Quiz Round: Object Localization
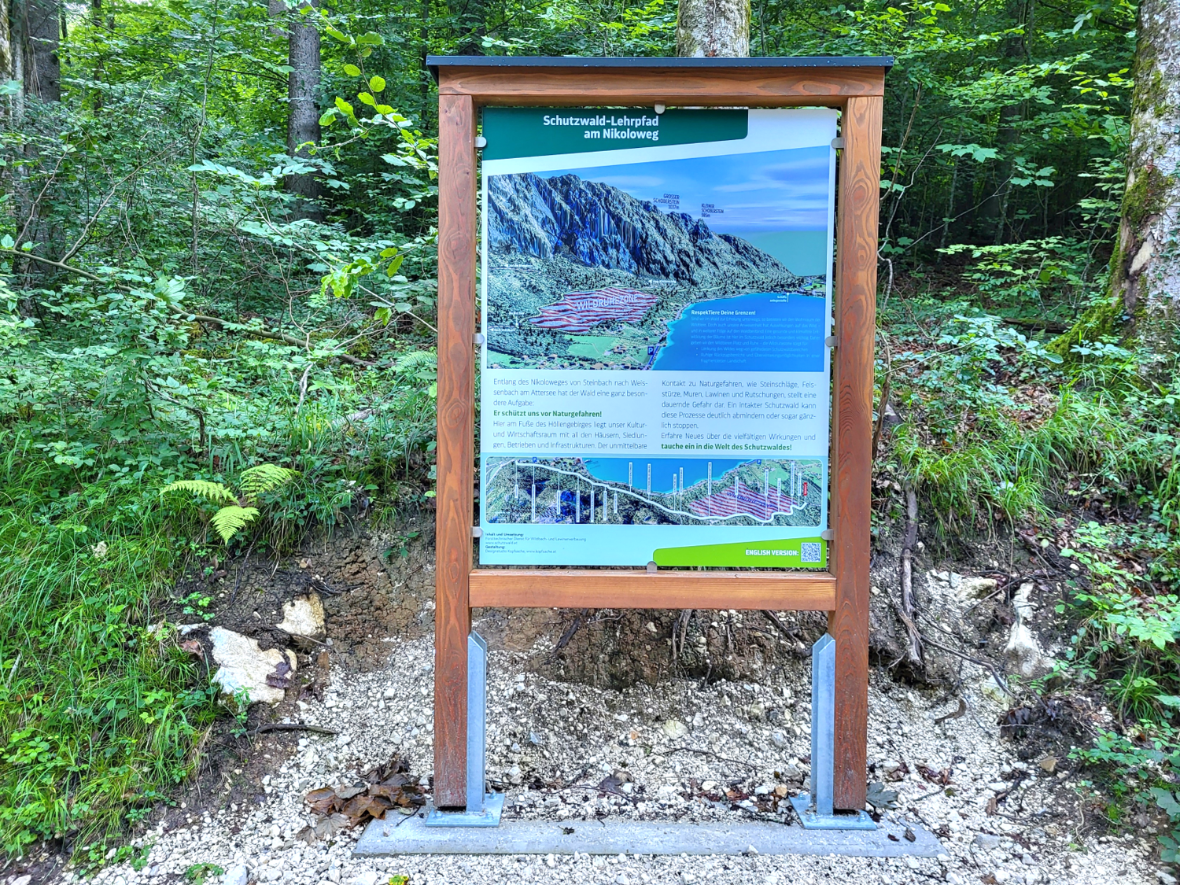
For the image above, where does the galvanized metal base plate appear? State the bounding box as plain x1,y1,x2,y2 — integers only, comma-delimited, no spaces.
356,811,943,857
789,794,877,831
423,794,505,828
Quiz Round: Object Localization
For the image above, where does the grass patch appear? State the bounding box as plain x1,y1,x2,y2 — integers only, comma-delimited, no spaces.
0,435,220,860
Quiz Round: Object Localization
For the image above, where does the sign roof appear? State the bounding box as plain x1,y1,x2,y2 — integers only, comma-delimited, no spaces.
426,55,895,82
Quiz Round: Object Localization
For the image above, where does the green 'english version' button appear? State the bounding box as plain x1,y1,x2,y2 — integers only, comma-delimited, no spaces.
652,537,827,569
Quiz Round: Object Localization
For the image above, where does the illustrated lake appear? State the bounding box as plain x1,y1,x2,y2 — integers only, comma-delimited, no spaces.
652,292,827,372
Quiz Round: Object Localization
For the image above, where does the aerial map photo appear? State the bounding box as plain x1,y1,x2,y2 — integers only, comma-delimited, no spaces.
484,145,832,371
483,456,824,527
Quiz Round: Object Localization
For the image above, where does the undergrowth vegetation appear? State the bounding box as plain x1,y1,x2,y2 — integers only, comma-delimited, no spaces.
0,295,439,858
876,272,1180,858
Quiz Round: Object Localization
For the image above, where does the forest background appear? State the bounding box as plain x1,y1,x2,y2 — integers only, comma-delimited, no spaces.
1,0,1180,870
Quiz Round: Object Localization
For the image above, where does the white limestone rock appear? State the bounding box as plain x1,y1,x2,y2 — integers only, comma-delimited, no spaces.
210,626,296,705
1005,583,1050,677
277,592,325,639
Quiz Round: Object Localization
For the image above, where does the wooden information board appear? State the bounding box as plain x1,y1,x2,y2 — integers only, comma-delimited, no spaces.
427,55,888,812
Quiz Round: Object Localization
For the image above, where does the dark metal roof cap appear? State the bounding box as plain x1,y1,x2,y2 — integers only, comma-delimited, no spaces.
427,55,894,82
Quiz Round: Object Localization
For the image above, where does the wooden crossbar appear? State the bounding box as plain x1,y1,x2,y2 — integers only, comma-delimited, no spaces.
469,569,836,610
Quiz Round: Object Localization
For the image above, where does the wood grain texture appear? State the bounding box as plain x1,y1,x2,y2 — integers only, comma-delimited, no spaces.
830,95,883,811
470,570,835,610
433,92,477,810
438,68,885,106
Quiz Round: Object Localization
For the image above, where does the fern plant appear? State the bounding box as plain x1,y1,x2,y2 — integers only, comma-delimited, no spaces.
394,348,437,397
162,464,300,543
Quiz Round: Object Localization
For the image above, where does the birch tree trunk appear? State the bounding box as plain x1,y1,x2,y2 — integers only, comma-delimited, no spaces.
286,0,321,218
1109,0,1180,339
676,0,749,58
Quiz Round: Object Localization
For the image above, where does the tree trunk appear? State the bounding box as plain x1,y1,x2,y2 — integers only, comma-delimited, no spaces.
676,0,749,58
10,0,25,122
1111,0,1180,334
286,0,321,218
1,0,12,84
1052,0,1180,356
17,0,60,101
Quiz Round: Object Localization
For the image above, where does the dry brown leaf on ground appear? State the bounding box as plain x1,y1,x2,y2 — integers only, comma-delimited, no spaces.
304,787,338,816
301,754,425,838
916,763,953,785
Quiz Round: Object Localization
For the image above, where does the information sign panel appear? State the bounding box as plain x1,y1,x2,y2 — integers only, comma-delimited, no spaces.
478,108,837,569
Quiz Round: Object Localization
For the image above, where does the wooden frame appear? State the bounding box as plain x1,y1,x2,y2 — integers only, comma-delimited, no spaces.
429,56,887,812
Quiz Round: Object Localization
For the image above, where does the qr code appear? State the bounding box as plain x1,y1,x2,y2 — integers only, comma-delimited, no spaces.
801,542,822,564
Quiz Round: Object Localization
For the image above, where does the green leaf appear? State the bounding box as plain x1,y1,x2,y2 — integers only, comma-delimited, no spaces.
210,505,260,544
238,464,299,502
1,234,13,249
325,25,350,42
1151,787,1180,819
343,63,362,77
369,76,386,93
161,481,238,506
357,92,377,107
318,109,337,126
335,97,355,117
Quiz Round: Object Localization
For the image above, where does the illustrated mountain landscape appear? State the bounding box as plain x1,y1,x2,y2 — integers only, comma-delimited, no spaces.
484,456,824,527
485,171,822,370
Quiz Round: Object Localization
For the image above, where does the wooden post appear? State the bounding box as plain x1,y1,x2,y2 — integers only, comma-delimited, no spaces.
830,93,883,812
433,91,477,809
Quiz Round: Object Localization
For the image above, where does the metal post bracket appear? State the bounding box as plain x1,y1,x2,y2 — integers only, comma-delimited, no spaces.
424,632,505,828
789,635,875,831
789,794,876,831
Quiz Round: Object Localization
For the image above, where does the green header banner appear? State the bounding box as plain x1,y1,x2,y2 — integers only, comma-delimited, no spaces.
481,108,749,161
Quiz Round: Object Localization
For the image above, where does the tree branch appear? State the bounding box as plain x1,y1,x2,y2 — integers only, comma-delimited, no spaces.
1,248,106,281
896,486,924,668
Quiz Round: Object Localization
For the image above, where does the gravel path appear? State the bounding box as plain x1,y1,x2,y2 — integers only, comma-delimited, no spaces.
61,616,1163,885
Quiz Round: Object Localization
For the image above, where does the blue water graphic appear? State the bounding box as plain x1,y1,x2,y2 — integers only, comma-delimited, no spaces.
652,292,826,372
583,457,750,493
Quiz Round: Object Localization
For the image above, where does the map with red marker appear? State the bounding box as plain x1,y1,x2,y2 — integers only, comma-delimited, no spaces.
528,287,657,334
